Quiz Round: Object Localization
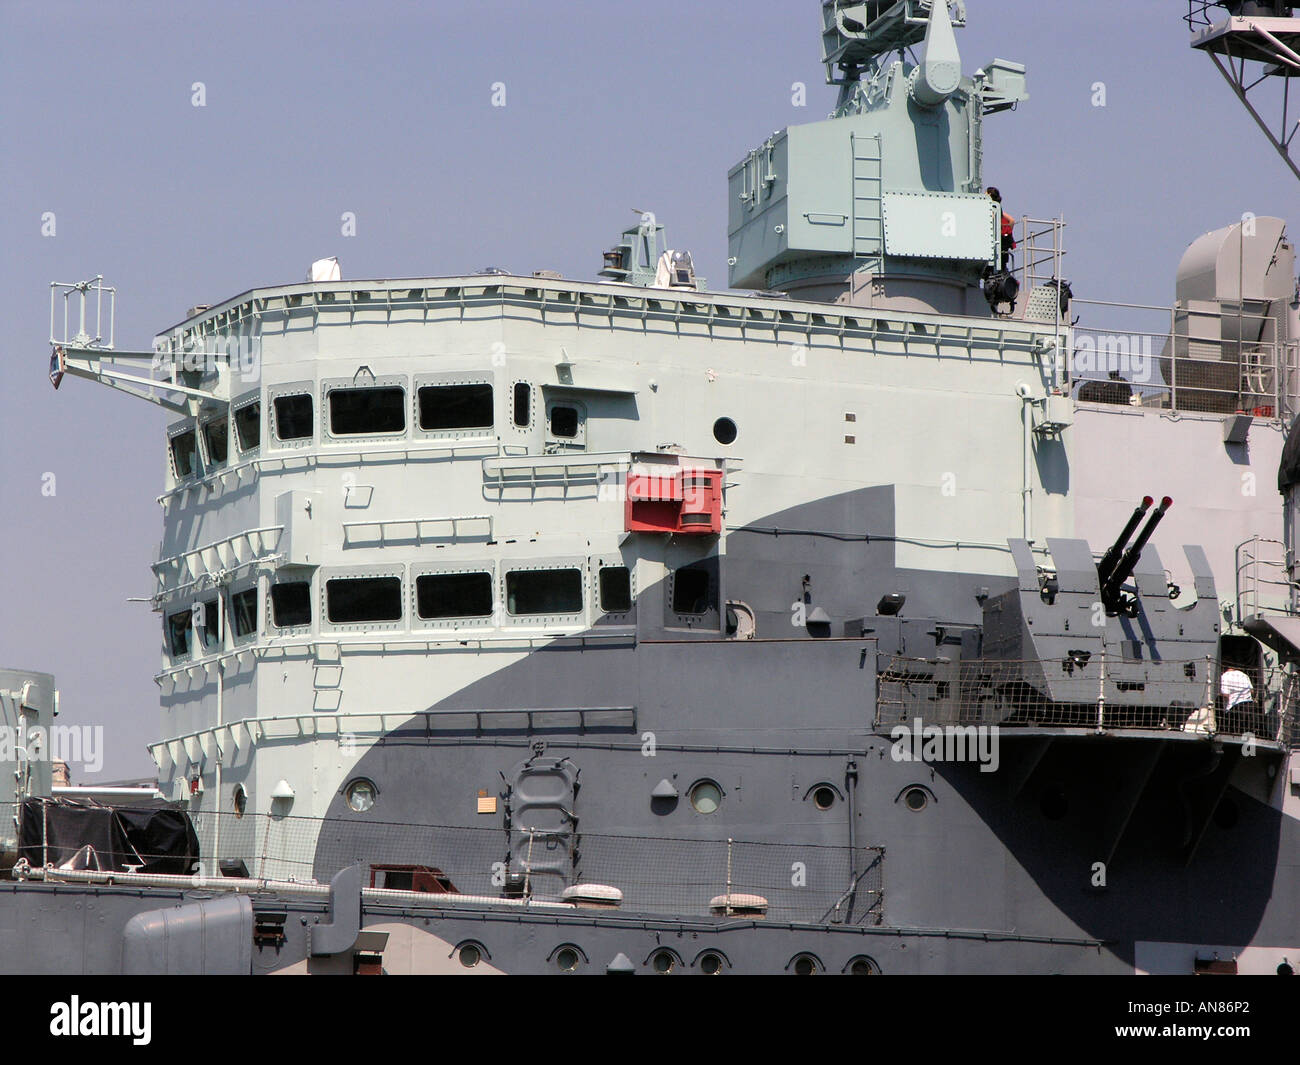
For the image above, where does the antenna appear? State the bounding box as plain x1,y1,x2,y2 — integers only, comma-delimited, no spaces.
47,276,229,414
1186,1,1300,182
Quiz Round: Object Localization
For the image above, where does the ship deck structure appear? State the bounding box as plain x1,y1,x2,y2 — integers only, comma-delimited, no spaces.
4,0,1300,975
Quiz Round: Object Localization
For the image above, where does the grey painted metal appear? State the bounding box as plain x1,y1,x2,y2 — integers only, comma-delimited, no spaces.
122,894,253,975
12,0,1300,976
308,864,362,957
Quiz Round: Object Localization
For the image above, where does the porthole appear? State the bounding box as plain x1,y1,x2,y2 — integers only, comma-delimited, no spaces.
790,953,822,976
698,951,725,975
556,947,581,972
689,780,723,815
846,955,880,975
1278,961,1294,976
713,417,737,445
650,949,676,974
812,786,836,811
345,777,377,813
232,784,247,819
904,787,928,812
458,944,481,968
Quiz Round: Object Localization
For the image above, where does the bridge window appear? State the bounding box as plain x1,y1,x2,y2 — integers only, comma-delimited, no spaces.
230,588,258,637
234,401,261,451
274,394,313,440
326,576,403,623
599,566,632,613
672,565,713,615
512,383,531,427
202,417,228,464
165,611,191,657
416,572,494,619
418,383,494,431
271,581,312,628
170,429,197,478
329,387,406,435
506,569,583,615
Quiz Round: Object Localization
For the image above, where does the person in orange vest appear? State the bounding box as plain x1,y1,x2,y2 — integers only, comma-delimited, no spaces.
986,186,1015,271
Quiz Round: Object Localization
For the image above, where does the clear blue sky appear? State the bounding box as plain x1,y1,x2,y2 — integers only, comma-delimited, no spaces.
1,0,1295,778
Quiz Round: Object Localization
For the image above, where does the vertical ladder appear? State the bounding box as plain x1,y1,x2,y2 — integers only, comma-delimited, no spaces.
851,132,884,266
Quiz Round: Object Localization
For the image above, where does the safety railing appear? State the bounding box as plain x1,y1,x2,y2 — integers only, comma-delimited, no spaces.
1184,1,1220,30
1068,296,1297,421
874,654,1295,744
1016,216,1067,298
1236,536,1294,621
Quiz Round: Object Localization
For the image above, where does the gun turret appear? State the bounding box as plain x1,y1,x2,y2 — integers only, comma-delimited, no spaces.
1096,496,1153,590
1101,496,1172,610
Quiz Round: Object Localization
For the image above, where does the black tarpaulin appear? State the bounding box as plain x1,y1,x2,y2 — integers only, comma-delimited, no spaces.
1278,414,1300,491
18,797,200,874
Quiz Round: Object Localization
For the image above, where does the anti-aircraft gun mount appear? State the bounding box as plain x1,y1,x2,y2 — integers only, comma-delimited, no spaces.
874,499,1288,743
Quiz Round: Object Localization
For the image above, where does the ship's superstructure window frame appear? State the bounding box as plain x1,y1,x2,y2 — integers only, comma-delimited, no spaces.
671,563,714,616
598,565,633,614
324,571,405,629
326,383,408,438
549,403,580,439
415,569,495,623
168,426,199,481
233,397,261,454
165,609,192,659
504,566,584,618
545,398,586,450
270,579,313,630
415,380,495,435
271,389,315,445
201,414,229,467
230,586,259,640
512,381,532,429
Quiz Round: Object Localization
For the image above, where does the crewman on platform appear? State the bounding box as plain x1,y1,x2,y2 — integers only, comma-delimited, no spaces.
1219,666,1263,736
986,186,1016,270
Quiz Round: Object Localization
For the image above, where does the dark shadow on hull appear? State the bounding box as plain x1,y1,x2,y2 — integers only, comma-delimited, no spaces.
932,736,1291,967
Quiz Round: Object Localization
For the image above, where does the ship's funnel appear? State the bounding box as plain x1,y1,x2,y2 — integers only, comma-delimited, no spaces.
909,1,962,108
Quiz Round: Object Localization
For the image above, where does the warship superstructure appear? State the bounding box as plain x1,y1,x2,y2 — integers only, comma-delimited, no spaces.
4,0,1300,975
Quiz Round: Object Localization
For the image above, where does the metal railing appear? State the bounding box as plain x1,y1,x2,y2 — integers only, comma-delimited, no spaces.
874,654,1295,744
1068,297,1298,421
1236,536,1294,620
1016,216,1067,298
1184,1,1222,31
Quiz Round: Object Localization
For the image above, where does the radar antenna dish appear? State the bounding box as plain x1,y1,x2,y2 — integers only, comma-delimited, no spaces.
1187,1,1300,182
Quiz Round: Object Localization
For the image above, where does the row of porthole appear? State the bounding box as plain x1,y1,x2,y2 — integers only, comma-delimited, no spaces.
337,778,932,816
454,941,879,975
684,780,930,816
